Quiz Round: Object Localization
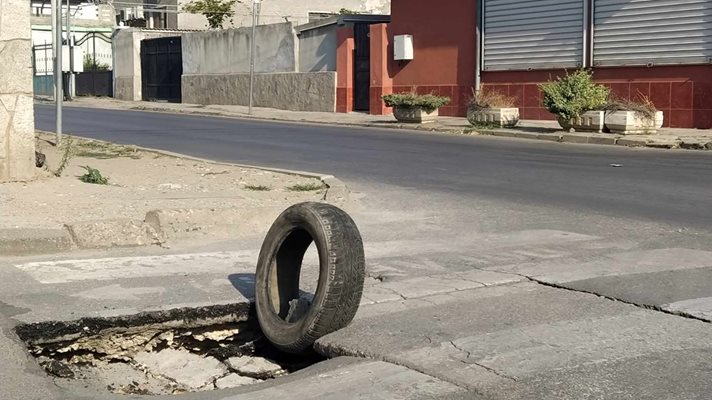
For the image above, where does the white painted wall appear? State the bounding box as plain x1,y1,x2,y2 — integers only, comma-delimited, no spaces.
178,0,389,30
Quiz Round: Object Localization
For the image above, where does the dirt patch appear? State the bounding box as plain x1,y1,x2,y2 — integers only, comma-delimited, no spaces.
17,304,323,396
0,133,327,236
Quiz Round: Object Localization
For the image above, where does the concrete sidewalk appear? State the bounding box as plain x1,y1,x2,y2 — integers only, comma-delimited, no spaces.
52,97,712,150
3,231,712,399
0,132,351,256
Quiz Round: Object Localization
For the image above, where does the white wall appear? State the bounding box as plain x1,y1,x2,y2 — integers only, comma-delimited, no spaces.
182,22,297,74
178,0,389,30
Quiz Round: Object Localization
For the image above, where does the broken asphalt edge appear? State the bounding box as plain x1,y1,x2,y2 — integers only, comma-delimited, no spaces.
4,137,351,257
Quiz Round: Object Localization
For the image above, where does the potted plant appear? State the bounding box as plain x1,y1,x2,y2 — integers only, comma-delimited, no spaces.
382,92,450,124
467,88,519,128
539,69,610,132
604,97,663,135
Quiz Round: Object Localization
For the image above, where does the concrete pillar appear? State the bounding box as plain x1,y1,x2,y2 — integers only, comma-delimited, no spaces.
335,27,354,113
369,23,393,116
0,0,36,181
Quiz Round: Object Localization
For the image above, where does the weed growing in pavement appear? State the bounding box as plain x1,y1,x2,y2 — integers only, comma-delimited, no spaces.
469,121,506,130
79,166,109,185
52,136,75,177
287,182,325,192
75,141,140,159
244,184,271,191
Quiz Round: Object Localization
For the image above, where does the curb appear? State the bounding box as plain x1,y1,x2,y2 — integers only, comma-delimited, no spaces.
81,138,353,203
41,99,712,151
128,104,470,136
8,138,353,256
478,129,711,150
0,228,73,256
41,99,468,137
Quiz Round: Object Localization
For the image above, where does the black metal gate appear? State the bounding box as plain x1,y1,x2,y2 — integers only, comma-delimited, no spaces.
353,24,371,112
140,37,182,102
75,32,113,97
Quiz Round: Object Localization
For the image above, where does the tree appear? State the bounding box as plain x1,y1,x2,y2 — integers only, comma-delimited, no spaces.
182,0,239,29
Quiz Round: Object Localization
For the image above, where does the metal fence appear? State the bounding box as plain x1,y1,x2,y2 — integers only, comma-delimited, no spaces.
32,31,114,97
75,32,113,97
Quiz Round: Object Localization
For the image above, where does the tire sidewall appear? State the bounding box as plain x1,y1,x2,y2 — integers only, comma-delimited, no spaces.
255,203,334,351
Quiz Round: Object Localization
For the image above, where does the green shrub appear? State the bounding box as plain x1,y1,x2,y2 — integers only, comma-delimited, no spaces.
539,70,609,121
382,92,450,113
79,166,109,185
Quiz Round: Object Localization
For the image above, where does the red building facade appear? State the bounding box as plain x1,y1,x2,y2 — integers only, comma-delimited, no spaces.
337,0,712,129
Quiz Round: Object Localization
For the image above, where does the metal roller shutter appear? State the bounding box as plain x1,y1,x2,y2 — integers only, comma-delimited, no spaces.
483,0,585,71
594,0,712,66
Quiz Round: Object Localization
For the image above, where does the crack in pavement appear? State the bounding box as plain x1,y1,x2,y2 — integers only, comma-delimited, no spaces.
448,341,518,382
526,276,711,324
315,341,489,396
475,266,708,322
455,263,711,324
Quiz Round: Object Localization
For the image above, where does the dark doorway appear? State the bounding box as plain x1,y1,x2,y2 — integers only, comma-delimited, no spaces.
140,37,182,102
353,23,371,112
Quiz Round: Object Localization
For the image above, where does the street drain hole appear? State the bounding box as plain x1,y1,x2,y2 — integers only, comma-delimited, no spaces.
15,303,323,395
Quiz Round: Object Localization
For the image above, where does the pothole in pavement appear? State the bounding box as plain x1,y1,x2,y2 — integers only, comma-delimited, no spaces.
14,303,323,395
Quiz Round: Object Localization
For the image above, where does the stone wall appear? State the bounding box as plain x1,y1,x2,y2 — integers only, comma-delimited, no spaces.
182,72,337,112
0,0,36,181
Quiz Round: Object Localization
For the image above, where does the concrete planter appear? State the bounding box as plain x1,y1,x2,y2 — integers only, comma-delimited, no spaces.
393,106,439,124
467,107,519,128
605,110,664,135
557,111,605,132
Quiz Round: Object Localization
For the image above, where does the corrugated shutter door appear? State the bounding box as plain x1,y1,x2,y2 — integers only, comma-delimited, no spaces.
594,0,712,66
483,0,585,71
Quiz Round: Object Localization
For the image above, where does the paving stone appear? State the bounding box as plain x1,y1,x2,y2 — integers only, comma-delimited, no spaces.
225,356,283,379
134,349,227,389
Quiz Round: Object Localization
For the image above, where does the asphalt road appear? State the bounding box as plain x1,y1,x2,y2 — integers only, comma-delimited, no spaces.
35,104,712,229
23,104,712,399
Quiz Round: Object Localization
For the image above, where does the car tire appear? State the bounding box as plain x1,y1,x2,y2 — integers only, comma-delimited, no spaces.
255,202,365,354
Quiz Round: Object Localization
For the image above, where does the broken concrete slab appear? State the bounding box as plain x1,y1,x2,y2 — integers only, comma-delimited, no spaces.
316,283,712,399
662,297,712,322
226,356,283,379
215,373,259,389
134,349,227,390
54,359,176,396
558,266,712,320
209,357,472,400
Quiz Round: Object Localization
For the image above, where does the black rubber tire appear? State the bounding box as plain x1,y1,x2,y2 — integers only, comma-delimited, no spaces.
255,202,365,354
